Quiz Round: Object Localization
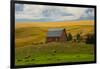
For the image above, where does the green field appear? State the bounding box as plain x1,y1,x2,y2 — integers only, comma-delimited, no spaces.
15,20,95,66
15,42,94,66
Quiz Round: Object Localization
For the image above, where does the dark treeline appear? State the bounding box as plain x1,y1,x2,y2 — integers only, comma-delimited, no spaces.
66,32,95,44
85,34,95,44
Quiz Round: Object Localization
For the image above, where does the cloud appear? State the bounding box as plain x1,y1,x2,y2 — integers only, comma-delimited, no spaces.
15,4,94,22
79,8,94,20
15,4,24,12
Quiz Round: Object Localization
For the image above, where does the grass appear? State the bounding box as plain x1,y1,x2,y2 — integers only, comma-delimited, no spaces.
16,54,94,66
15,42,95,66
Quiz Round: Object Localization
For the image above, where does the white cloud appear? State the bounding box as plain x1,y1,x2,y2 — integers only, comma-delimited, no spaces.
15,4,45,19
66,7,87,18
15,4,94,21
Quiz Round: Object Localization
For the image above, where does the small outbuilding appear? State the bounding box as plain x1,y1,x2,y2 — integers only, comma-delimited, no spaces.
46,28,67,43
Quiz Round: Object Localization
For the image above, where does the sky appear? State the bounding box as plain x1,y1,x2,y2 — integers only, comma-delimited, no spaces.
15,4,95,22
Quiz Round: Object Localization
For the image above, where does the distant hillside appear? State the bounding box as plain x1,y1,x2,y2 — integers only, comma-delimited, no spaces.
16,20,94,28
15,20,94,47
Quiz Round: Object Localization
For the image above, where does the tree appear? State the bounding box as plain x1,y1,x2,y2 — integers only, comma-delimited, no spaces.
76,33,81,42
67,33,72,41
85,33,95,44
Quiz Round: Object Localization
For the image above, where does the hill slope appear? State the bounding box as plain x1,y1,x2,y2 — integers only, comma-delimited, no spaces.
15,20,94,47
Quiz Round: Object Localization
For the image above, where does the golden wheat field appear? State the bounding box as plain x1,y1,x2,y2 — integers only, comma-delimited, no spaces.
15,20,94,47
16,20,94,28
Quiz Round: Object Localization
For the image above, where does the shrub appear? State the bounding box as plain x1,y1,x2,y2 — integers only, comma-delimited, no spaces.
17,59,22,62
31,58,35,61
67,33,72,41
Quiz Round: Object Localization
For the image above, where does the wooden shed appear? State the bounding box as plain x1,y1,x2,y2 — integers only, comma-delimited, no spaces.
46,28,67,43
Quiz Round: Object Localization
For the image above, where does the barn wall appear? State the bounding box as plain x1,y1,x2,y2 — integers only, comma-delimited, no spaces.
59,30,67,41
46,37,59,43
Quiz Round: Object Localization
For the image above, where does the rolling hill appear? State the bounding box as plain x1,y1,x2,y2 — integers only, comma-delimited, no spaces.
15,20,94,47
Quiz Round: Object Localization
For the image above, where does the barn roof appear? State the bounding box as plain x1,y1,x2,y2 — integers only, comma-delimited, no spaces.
47,28,65,37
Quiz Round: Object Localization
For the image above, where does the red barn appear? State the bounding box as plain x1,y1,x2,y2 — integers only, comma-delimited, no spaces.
46,28,67,43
